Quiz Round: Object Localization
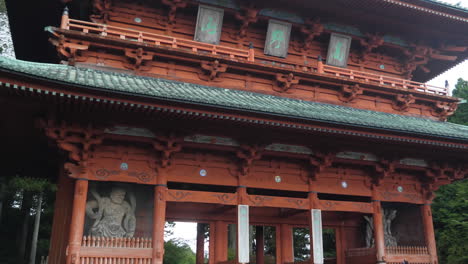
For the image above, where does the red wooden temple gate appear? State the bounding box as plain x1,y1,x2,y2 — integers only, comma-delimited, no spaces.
1,0,467,264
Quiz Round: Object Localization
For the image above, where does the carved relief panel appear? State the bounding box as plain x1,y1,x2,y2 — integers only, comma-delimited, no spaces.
85,182,154,239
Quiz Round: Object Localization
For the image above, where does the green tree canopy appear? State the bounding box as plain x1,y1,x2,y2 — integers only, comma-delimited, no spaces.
432,77,468,264
163,239,196,264
448,78,468,125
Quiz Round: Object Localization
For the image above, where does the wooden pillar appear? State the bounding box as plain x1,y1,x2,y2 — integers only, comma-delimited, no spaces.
66,179,88,264
275,224,282,264
421,203,438,264
280,224,294,263
153,169,168,264
209,222,216,264
308,180,319,260
196,223,205,264
215,220,228,263
256,226,264,264
372,194,386,263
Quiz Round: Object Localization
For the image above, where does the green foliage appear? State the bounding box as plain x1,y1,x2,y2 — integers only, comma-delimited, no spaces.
432,180,468,264
0,0,6,13
163,239,196,264
9,177,56,193
432,78,468,264
448,78,468,125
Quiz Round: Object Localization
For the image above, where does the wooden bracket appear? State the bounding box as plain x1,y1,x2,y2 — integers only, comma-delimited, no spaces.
90,0,112,23
359,33,384,61
295,18,324,52
233,4,259,40
199,60,228,81
372,158,396,186
309,151,334,180
338,84,363,103
124,48,154,71
152,133,183,168
392,94,415,112
431,101,458,121
274,73,300,93
38,119,103,164
49,35,89,66
161,0,188,25
236,144,264,177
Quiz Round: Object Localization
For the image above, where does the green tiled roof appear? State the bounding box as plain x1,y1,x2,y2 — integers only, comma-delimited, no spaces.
1,56,468,141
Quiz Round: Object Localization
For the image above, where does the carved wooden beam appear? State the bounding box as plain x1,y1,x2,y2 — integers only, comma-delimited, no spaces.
152,133,183,168
199,60,228,81
161,0,188,25
274,73,300,93
372,158,397,186
431,101,458,121
90,0,112,23
297,18,324,52
338,84,363,103
236,144,264,177
124,48,154,71
309,151,334,180
359,33,384,61
49,35,89,66
233,4,259,40
38,119,103,164
392,94,415,112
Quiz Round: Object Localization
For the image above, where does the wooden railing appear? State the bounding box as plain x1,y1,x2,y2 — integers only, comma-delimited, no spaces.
78,236,153,264
321,64,447,96
82,236,153,248
387,246,429,255
63,17,254,62
59,13,448,97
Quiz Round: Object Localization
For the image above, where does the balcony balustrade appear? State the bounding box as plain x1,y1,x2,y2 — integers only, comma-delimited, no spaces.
59,14,449,97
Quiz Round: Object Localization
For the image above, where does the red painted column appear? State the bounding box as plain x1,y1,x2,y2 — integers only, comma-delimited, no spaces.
280,224,294,263
66,179,88,264
256,226,264,264
209,222,216,264
196,223,205,264
421,203,438,264
372,186,386,264
214,220,228,263
153,170,168,264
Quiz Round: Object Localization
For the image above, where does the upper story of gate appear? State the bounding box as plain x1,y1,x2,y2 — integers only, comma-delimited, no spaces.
11,0,468,120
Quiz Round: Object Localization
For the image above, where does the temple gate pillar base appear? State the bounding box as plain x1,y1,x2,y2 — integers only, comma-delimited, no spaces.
152,184,167,264
66,179,88,264
421,203,438,264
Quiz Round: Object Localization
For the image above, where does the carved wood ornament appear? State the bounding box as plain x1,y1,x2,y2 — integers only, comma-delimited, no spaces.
90,0,112,23
236,144,264,177
431,101,458,121
274,73,300,93
372,158,396,186
401,45,458,79
233,4,258,41
309,151,334,180
161,0,188,25
297,18,324,52
392,94,415,112
152,133,183,168
359,33,384,62
199,60,228,81
338,84,363,103
49,35,89,66
124,48,154,71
